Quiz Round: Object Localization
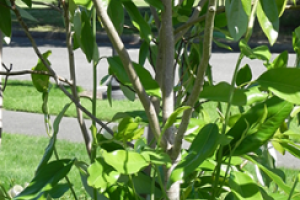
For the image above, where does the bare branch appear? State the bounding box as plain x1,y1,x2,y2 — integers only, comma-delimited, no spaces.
150,6,161,29
172,0,218,160
92,0,166,149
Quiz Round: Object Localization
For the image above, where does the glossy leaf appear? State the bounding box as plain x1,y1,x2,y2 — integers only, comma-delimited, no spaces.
257,0,279,45
245,155,291,194
199,82,267,106
141,149,172,167
224,97,293,156
265,51,288,69
168,124,220,188
81,11,95,62
239,40,271,61
114,117,142,142
75,161,109,200
257,68,300,105
144,0,164,10
108,56,161,98
213,39,232,51
122,1,152,43
225,0,250,41
120,85,135,102
107,0,124,34
275,0,288,17
36,103,72,173
31,50,51,93
21,0,32,7
87,158,120,190
139,41,149,65
229,171,263,200
102,150,149,174
236,64,252,86
15,159,75,199
161,106,190,136
106,185,135,200
279,140,300,160
17,6,37,22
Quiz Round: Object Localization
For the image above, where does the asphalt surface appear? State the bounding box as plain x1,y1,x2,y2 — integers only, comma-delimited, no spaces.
1,31,300,169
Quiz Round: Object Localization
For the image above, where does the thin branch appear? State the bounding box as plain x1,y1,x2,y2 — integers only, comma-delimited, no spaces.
174,0,208,42
150,6,161,29
172,0,218,160
92,0,166,149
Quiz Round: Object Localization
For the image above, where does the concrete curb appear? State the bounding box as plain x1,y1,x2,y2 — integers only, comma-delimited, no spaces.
11,29,294,53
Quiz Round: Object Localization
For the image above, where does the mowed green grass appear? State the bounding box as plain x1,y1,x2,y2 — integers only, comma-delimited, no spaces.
0,133,90,199
3,80,143,121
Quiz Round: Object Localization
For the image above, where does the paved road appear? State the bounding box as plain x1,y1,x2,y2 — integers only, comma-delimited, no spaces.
2,36,300,169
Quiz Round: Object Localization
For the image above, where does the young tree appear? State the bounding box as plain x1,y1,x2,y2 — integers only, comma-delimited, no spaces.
1,0,300,199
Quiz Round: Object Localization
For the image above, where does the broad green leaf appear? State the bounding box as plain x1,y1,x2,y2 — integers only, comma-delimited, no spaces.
239,40,271,61
107,0,124,34
141,149,172,167
275,0,288,17
106,185,135,200
120,85,135,101
31,50,51,93
15,159,75,199
17,6,37,22
257,0,279,45
161,106,190,136
122,1,152,43
225,0,250,41
199,82,267,106
265,51,288,69
80,11,96,62
75,161,109,200
168,123,220,188
257,68,300,105
244,155,291,194
0,0,11,41
229,171,263,200
214,13,227,28
114,117,143,142
236,64,252,86
73,0,92,8
108,56,161,98
36,103,72,173
279,140,300,160
87,158,120,190
139,41,149,65
131,172,162,196
21,0,32,7
224,97,293,156
144,0,164,10
102,150,149,174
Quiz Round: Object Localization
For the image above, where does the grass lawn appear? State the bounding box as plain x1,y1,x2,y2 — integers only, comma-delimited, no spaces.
3,79,143,121
0,133,90,199
1,132,300,199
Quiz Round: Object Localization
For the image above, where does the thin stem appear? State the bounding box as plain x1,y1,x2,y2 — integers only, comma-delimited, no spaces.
128,174,139,200
155,166,170,200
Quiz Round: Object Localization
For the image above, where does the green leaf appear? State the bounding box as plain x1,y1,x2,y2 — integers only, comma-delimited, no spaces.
114,117,143,142
122,1,152,43
17,6,37,22
107,80,112,107
143,0,164,10
161,106,190,136
21,0,32,7
257,0,279,45
229,171,263,200
265,51,288,69
108,56,161,98
75,161,109,200
31,50,51,93
168,123,220,188
224,97,293,156
244,155,291,194
80,11,95,62
120,85,135,101
87,158,120,190
73,0,92,8
141,149,172,168
102,150,149,174
131,172,162,196
0,0,11,40
275,0,288,17
107,0,124,34
213,39,232,51
236,64,252,86
36,103,72,173
200,82,267,106
239,40,271,61
15,159,75,199
139,41,149,65
257,68,300,105
225,0,250,41
214,13,227,28
279,140,300,160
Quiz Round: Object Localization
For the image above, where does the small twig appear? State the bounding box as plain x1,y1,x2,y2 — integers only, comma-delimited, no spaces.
1,63,12,91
